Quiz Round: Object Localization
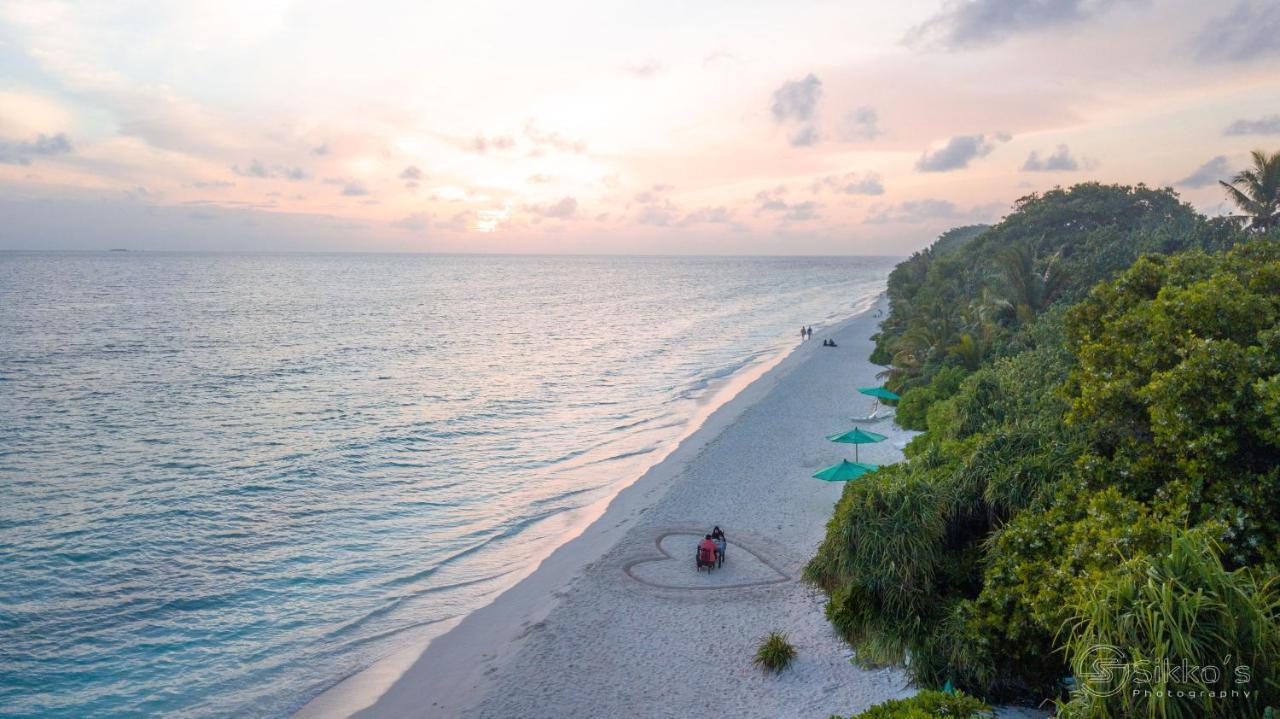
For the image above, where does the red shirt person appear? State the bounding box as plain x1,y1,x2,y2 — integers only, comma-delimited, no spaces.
698,535,718,564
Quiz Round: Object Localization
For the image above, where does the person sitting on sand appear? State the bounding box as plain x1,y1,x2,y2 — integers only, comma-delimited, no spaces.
711,526,726,565
698,534,718,566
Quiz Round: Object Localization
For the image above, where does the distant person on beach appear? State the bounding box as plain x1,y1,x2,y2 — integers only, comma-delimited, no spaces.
698,534,718,567
806,326,813,340
711,526,726,565
800,326,807,342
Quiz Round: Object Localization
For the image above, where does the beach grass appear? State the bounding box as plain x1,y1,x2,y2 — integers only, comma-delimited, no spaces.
754,631,797,673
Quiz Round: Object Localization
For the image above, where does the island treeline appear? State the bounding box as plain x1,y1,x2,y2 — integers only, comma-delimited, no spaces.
809,152,1280,717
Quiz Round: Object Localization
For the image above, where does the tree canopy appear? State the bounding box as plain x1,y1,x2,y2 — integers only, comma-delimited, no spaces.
809,182,1280,717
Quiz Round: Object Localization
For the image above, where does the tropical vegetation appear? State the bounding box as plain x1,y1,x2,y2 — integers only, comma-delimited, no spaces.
829,690,992,719
1220,149,1280,233
809,172,1280,717
754,630,798,673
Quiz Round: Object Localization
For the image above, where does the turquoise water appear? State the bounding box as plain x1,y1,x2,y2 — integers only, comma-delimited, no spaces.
0,253,892,718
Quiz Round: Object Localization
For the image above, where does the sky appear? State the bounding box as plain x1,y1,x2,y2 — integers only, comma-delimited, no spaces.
1,0,1279,255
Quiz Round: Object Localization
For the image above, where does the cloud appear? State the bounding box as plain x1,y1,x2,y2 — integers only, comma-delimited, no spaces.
771,74,822,147
190,179,235,189
702,50,738,67
754,187,820,221
399,165,424,189
0,132,72,165
624,59,663,77
863,198,1002,225
634,184,673,204
232,160,309,181
528,196,578,219
340,181,369,196
907,0,1136,50
636,202,679,226
783,201,821,222
812,172,886,196
840,106,883,141
523,122,586,154
1224,114,1280,135
311,143,330,156
754,187,790,214
916,133,1006,172
393,212,432,232
1193,2,1280,62
771,74,822,122
632,184,679,225
1021,144,1081,171
1175,156,1232,188
468,134,516,154
678,207,733,225
788,125,820,147
439,211,472,231
526,174,557,184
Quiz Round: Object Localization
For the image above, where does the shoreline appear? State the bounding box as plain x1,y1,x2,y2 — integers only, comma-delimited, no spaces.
295,294,885,718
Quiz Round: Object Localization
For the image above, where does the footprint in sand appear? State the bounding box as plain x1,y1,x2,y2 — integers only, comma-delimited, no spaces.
623,532,789,590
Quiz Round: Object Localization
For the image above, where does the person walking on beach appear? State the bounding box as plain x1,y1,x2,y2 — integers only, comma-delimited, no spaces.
711,526,726,567
800,326,808,342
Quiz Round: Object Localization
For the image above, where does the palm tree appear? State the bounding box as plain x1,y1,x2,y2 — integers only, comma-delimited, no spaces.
997,240,1065,324
1220,149,1280,233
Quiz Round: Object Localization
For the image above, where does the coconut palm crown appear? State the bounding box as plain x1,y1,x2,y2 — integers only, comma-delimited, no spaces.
1220,149,1280,232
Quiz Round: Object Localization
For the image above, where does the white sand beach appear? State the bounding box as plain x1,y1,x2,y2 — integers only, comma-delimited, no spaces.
302,296,923,718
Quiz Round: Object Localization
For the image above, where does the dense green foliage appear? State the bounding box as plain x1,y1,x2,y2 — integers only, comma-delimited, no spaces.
809,182,1280,716
870,184,1238,431
753,631,797,673
1220,149,1280,233
1058,529,1280,718
829,690,993,719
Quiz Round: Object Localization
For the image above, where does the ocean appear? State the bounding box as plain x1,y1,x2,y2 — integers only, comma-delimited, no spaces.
0,252,892,718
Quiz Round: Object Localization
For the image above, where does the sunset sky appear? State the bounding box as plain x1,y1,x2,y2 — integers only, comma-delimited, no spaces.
2,0,1279,254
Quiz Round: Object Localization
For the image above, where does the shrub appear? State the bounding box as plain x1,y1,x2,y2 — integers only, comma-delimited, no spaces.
753,631,797,673
830,690,994,719
896,365,969,430
1058,529,1280,718
952,486,1175,699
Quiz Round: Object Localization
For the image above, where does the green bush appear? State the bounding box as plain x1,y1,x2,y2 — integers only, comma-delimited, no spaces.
896,365,969,430
830,690,993,719
953,487,1175,698
1065,242,1280,566
1058,529,1280,718
753,631,796,673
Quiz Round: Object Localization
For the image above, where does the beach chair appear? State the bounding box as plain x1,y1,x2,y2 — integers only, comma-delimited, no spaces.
851,398,893,424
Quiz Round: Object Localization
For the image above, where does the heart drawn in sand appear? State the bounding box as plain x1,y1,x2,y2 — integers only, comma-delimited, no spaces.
623,531,790,590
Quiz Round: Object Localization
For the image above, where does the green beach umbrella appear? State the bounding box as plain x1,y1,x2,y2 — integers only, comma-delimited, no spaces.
858,386,900,402
812,459,879,482
826,427,888,462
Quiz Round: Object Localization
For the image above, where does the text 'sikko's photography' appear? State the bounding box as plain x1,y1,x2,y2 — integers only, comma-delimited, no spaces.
2,2,1279,718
